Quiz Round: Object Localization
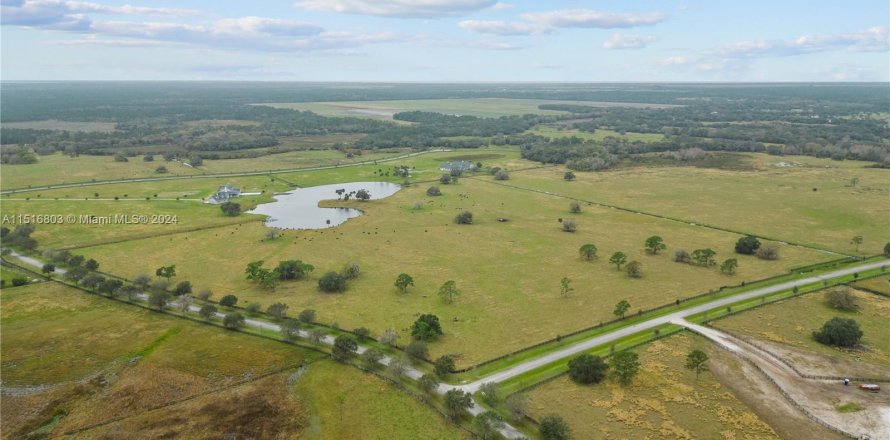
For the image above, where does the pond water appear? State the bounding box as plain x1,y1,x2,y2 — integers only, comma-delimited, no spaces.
247,182,401,230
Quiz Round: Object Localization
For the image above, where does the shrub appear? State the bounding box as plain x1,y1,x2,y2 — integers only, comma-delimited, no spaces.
825,287,858,311
406,340,429,360
564,171,576,181
245,302,262,313
756,244,779,260
674,249,691,263
11,276,29,287
626,261,643,278
223,312,245,329
439,174,452,184
298,308,316,323
411,314,443,340
568,354,608,384
569,202,581,213
735,236,761,254
561,219,576,232
426,186,442,196
219,295,238,307
331,335,358,361
342,262,361,279
198,304,217,319
454,211,473,224
813,317,863,347
493,170,509,180
318,271,347,292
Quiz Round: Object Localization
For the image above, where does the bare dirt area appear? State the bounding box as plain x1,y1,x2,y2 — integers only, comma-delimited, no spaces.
679,321,890,439
68,372,306,440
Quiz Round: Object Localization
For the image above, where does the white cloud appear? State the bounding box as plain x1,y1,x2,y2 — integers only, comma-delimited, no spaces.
521,9,666,29
712,26,889,57
459,8,667,37
603,33,657,49
2,1,408,53
489,2,514,11
0,0,198,29
458,19,548,36
293,0,497,18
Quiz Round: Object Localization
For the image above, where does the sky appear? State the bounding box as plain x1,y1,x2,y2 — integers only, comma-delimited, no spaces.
1,0,888,81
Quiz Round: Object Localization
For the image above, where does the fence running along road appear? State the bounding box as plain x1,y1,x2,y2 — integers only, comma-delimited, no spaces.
5,249,887,439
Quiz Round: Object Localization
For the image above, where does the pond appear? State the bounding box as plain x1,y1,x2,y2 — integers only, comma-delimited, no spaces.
247,181,401,230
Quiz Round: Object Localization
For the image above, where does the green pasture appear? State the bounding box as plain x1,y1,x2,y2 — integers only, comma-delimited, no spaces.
506,154,889,255
73,171,829,367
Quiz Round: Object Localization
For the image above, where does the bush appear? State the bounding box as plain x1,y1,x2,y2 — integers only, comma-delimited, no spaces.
155,165,168,174
756,244,779,260
220,202,240,216
439,174,452,184
223,312,245,329
735,236,761,254
318,271,347,292
674,249,691,263
494,170,509,180
11,276,29,287
539,415,571,440
884,242,890,257
406,340,429,360
298,308,316,323
113,153,128,162
332,335,358,361
564,171,576,181
219,294,238,307
568,354,609,384
561,219,576,232
353,327,371,342
245,302,262,313
342,262,361,279
198,304,217,319
813,317,863,347
411,314,443,340
454,211,473,225
825,287,858,311
569,202,581,213
626,261,643,278
426,186,442,196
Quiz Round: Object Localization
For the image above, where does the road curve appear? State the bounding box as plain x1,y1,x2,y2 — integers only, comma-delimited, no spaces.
6,250,884,439
453,260,887,393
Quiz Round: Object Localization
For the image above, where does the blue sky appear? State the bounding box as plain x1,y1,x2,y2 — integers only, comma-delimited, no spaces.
1,0,888,81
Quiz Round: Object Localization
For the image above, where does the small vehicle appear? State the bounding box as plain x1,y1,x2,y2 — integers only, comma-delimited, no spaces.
859,384,880,393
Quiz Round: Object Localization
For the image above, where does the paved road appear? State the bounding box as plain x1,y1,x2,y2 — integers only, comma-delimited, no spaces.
7,250,884,440
0,149,444,195
453,260,889,393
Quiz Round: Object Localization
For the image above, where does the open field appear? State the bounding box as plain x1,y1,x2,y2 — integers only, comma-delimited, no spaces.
711,288,890,369
1,120,118,132
506,154,889,255
0,281,468,439
0,144,398,190
529,124,666,143
852,274,890,295
258,98,678,119
525,333,781,440
72,168,829,367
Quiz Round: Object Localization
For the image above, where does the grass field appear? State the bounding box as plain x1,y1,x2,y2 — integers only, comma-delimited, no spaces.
0,138,393,190
258,98,677,119
851,275,890,295
529,125,666,143
525,333,780,440
505,154,889,255
0,281,468,439
711,288,890,368
1,264,34,286
1,120,118,132
72,168,829,367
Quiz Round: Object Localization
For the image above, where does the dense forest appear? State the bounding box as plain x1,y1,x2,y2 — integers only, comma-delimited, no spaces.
1,82,888,167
